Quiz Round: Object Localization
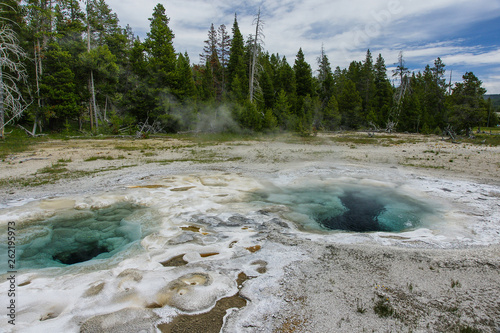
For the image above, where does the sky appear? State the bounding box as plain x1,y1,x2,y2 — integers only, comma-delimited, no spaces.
106,0,500,94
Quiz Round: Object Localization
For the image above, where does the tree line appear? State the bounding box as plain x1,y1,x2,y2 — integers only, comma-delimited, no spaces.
0,0,497,137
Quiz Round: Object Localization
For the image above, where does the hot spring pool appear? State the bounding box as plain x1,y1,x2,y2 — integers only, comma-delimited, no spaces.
253,183,438,233
1,202,153,270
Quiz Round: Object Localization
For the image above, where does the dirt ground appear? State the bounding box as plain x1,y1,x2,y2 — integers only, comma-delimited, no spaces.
1,132,499,198
1,132,499,333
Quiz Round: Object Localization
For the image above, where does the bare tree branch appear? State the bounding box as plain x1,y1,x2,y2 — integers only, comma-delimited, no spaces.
0,24,29,137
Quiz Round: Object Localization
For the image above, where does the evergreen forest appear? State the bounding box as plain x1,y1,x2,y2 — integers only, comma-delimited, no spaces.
0,1,498,138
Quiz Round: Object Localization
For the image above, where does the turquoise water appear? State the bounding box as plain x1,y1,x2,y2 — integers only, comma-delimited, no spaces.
1,203,149,271
253,184,434,233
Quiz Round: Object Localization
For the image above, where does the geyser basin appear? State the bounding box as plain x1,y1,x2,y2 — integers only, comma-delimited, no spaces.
13,202,147,269
253,182,437,233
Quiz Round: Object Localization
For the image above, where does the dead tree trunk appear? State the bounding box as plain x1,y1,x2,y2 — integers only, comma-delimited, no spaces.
249,8,264,103
387,51,410,132
32,39,44,135
0,65,4,138
86,0,96,131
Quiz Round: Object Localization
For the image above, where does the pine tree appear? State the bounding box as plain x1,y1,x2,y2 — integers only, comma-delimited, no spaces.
54,0,86,39
269,53,281,89
200,23,218,64
429,57,447,127
277,56,295,96
173,52,196,102
200,58,216,101
217,24,230,96
122,39,156,123
450,72,487,136
200,23,222,101
129,38,147,77
259,55,274,110
294,48,313,98
227,15,247,99
322,95,341,130
293,48,314,130
373,53,392,127
338,79,362,129
53,1,87,129
144,3,176,88
316,46,338,130
273,89,291,128
40,42,79,128
346,60,362,89
317,46,334,103
87,0,120,46
359,49,375,123
79,44,119,120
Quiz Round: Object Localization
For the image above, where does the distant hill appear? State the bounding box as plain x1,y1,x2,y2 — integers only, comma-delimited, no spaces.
485,94,500,109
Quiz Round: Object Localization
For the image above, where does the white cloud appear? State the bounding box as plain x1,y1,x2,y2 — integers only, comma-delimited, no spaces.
441,49,500,67
483,78,500,95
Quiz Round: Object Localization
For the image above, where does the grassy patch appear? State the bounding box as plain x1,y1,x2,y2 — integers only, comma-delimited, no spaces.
330,135,378,145
326,133,428,146
36,157,71,175
37,165,68,174
400,163,446,170
465,133,500,146
114,145,144,151
0,128,47,159
146,155,242,165
84,155,117,162
356,299,367,314
1,164,137,188
373,297,395,318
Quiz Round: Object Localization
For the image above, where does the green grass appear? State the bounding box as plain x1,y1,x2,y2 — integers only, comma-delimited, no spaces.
330,135,378,145
326,133,427,146
373,297,395,318
1,164,137,188
37,165,68,174
114,145,146,151
356,299,367,314
84,155,118,162
400,163,446,170
465,133,500,146
0,128,47,159
473,126,500,134
146,155,243,165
